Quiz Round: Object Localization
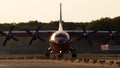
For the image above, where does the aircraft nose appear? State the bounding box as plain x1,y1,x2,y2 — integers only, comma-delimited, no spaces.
58,39,64,43
55,37,67,44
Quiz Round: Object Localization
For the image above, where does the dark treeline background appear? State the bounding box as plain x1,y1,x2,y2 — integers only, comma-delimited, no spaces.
0,16,120,54
0,16,120,31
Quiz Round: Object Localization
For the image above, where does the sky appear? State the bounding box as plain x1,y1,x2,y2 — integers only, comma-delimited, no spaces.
0,0,120,23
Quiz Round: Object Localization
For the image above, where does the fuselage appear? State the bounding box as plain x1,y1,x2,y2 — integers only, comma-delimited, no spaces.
49,31,72,53
48,3,72,54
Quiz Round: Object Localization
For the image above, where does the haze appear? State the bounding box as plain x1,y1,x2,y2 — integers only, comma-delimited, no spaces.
0,0,120,23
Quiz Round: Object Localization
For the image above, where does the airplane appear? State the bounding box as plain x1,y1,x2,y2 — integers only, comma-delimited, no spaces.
0,3,77,58
0,3,120,58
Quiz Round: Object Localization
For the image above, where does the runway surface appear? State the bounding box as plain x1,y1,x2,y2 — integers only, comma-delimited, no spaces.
0,59,119,68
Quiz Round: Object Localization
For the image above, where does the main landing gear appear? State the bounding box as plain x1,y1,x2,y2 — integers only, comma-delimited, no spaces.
45,52,50,58
45,47,52,58
70,48,77,58
45,48,77,60
72,53,77,58
70,48,77,62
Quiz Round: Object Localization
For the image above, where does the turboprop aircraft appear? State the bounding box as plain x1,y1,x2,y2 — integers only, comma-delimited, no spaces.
0,3,78,58
0,3,120,58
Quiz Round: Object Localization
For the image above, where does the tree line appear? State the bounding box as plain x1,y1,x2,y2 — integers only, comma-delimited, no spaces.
0,16,120,31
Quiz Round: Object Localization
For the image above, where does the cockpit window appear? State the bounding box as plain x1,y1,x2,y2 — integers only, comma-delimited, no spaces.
55,33,67,38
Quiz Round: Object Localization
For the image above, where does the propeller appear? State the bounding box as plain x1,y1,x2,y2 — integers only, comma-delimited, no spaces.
25,26,45,46
103,28,120,44
0,26,19,46
76,24,97,46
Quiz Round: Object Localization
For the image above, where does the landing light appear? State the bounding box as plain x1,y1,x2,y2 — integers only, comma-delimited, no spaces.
60,51,62,53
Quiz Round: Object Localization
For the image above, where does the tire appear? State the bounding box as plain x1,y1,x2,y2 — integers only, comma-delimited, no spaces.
72,53,77,58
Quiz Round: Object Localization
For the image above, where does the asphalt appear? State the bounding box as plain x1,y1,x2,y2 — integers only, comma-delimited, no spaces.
0,59,119,68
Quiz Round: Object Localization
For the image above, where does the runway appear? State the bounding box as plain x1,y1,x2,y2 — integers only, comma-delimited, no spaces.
0,59,119,68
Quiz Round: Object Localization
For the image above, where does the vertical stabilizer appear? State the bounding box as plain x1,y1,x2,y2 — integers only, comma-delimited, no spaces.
58,3,63,31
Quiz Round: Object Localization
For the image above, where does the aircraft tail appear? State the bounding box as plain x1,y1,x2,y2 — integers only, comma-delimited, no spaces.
58,3,63,31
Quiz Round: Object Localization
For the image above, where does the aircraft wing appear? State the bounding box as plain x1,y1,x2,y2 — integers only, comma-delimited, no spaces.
0,30,120,46
0,30,118,37
66,30,117,37
0,30,56,37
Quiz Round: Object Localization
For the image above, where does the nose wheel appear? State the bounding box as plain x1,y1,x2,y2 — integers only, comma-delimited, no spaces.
58,54,63,58
57,54,63,60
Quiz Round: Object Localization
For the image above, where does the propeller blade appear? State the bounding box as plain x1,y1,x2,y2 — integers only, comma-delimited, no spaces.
86,37,93,46
26,26,45,46
25,29,32,34
103,27,120,44
76,36,84,40
1,26,19,46
0,31,6,35
81,24,86,33
8,26,14,35
37,36,45,41
3,39,8,47
28,35,36,46
76,24,95,46
29,38,34,46
35,26,41,33
11,36,19,41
